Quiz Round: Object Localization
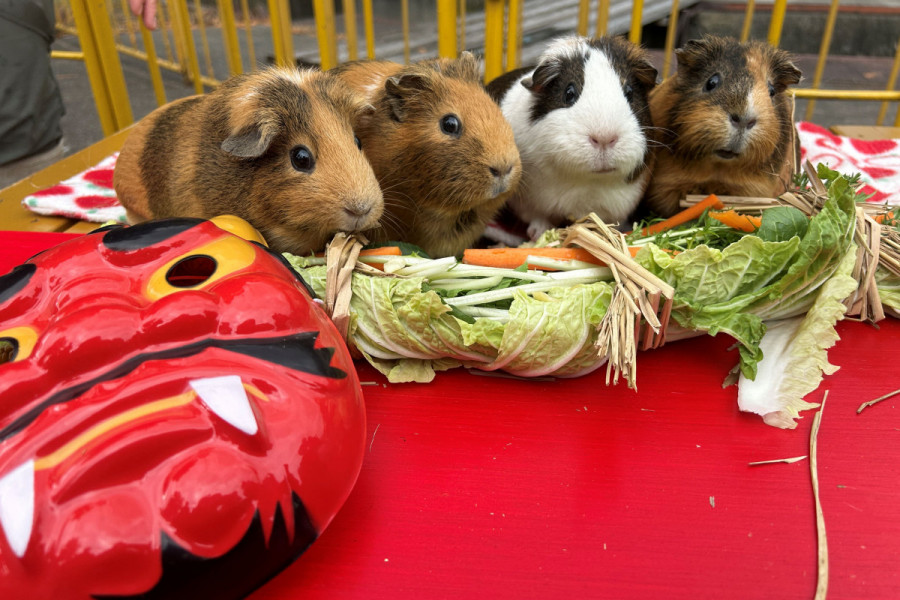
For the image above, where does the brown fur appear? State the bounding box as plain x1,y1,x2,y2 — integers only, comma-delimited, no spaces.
332,54,522,257
114,67,384,254
643,36,801,216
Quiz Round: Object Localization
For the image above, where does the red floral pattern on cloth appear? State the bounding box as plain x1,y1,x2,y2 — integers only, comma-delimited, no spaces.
21,153,126,223
797,121,900,206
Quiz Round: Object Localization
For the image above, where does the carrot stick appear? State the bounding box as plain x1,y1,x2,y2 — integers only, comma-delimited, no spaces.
462,246,640,270
359,246,402,257
640,194,725,236
873,211,895,225
708,210,762,232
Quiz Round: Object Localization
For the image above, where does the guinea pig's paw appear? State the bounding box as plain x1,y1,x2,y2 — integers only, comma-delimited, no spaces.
527,217,554,241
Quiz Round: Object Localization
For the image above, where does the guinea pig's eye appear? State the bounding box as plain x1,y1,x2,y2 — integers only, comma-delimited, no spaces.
440,114,461,137
704,73,721,93
564,83,579,107
623,83,634,103
354,135,362,150
768,82,776,97
290,145,315,173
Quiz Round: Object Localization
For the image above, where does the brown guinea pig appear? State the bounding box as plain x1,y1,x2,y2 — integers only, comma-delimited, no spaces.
331,53,522,257
643,35,802,216
113,67,384,254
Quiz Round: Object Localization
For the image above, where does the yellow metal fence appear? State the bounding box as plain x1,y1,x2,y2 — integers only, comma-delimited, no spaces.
52,0,900,137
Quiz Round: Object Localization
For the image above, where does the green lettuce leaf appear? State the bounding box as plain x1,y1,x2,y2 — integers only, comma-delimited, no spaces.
737,244,859,428
637,171,857,379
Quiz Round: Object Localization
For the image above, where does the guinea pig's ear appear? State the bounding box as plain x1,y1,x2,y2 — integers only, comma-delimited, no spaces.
674,37,716,73
770,50,802,92
521,58,560,95
384,73,431,121
632,58,659,89
221,110,280,159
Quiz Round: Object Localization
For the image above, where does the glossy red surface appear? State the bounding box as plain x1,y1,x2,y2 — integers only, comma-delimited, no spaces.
2,231,899,599
0,223,366,599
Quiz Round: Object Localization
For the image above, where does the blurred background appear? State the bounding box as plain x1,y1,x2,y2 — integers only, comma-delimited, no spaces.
35,0,900,161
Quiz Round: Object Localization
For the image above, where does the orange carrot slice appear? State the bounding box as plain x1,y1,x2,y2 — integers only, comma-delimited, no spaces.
708,210,762,232
640,194,725,236
462,247,640,270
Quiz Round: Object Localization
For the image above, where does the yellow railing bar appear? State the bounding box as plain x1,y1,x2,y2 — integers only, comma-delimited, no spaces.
878,38,900,126
402,0,410,64
459,0,466,52
740,0,755,42
77,0,134,133
343,0,359,61
804,0,840,122
240,0,257,69
268,0,286,66
793,89,900,101
173,0,205,93
139,21,168,106
484,0,504,82
193,0,217,79
662,0,679,79
577,0,589,37
507,0,522,70
218,0,244,75
629,0,643,44
312,0,337,69
437,0,458,58
362,0,376,59
114,43,219,87
50,50,85,60
164,0,185,68
767,0,788,47
117,0,139,48
595,0,610,36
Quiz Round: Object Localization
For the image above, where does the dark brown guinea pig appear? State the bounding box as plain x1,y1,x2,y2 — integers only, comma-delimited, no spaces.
114,67,383,254
332,54,522,257
644,35,802,216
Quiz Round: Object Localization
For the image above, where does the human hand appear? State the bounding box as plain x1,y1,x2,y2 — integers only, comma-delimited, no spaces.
128,0,159,30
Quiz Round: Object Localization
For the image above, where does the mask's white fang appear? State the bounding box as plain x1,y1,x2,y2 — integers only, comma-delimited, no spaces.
190,375,259,435
0,459,35,558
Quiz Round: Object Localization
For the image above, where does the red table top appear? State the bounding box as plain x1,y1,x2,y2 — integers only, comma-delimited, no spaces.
3,231,899,599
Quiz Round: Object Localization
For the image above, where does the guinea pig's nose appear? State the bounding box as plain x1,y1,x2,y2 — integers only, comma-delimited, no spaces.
730,113,757,131
342,201,372,219
489,164,514,179
589,134,618,150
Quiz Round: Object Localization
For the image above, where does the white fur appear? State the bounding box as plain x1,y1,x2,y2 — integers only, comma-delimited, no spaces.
500,39,649,238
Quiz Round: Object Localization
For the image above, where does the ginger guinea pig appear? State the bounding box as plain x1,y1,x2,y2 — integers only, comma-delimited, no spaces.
332,53,521,257
486,35,658,239
643,35,802,216
113,66,384,254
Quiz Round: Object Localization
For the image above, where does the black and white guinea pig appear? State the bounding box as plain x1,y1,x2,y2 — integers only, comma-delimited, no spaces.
486,35,658,239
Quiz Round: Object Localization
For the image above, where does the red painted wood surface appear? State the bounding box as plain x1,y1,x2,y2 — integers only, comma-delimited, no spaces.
3,232,899,599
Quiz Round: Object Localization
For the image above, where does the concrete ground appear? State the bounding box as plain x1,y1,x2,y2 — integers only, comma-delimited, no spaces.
46,13,899,166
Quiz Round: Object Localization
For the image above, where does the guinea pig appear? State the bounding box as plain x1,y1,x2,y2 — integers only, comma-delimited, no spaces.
331,53,522,257
643,35,802,216
113,66,384,255
486,35,659,240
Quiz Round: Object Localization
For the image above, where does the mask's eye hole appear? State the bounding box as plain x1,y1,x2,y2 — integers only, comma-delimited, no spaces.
623,83,634,103
0,338,17,365
354,135,362,150
290,145,315,173
440,114,461,137
166,255,217,288
704,74,721,92
768,82,776,97
564,83,578,106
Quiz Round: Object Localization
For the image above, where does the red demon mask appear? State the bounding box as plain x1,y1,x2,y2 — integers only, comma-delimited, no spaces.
0,217,366,599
